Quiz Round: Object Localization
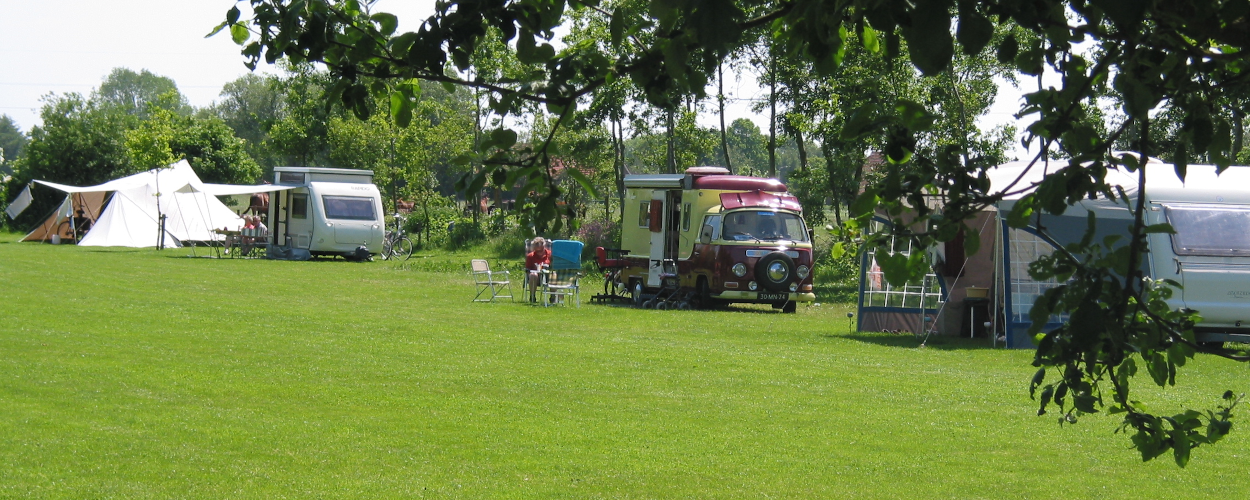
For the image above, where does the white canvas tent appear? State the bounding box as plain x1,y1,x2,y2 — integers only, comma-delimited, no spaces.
23,160,291,248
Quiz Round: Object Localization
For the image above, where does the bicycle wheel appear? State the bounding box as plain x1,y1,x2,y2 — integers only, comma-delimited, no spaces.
380,237,394,260
56,220,74,243
396,237,414,260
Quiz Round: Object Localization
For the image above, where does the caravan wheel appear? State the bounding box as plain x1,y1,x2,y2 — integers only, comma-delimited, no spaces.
631,281,645,308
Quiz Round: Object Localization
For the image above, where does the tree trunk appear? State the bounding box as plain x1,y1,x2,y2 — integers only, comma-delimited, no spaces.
666,108,676,174
821,138,842,226
792,124,808,172
613,118,627,222
768,40,777,178
1234,107,1245,160
718,63,733,173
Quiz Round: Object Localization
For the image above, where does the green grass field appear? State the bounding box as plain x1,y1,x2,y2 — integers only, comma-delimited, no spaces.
2,233,1249,498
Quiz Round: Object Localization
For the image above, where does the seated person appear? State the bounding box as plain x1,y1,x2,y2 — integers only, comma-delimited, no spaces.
525,237,550,301
71,209,92,239
253,215,268,238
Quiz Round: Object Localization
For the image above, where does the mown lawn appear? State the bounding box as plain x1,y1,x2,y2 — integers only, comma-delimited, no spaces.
2,233,1249,498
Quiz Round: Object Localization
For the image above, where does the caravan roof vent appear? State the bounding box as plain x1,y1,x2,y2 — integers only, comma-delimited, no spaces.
685,166,730,176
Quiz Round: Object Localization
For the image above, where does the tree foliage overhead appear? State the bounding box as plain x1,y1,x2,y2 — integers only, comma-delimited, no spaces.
219,0,1250,465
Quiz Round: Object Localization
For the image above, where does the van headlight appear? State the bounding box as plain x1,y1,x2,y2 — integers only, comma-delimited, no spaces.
797,265,809,279
732,263,748,277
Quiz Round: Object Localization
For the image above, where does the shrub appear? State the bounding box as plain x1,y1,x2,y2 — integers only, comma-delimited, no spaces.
573,217,619,258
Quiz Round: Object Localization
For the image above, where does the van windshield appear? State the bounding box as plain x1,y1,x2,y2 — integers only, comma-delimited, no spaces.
721,210,808,242
323,195,377,221
1165,205,1250,256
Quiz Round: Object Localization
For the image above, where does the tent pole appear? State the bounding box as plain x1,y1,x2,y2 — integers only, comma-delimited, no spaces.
155,168,164,250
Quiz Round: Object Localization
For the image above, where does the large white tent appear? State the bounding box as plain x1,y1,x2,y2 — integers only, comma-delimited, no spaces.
23,160,290,248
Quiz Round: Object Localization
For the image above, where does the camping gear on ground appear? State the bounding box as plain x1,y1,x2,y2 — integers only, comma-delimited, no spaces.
591,246,632,303
471,259,513,302
542,240,583,307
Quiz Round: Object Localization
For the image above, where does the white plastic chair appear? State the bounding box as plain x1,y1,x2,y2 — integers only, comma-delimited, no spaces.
471,259,513,302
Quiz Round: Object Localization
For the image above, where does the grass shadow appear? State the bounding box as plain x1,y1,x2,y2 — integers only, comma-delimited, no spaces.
830,331,1005,351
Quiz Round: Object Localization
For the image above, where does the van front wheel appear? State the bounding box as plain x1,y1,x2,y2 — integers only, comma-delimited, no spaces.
631,281,645,308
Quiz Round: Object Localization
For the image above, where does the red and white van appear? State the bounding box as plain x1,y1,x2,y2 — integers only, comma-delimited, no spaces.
617,167,815,312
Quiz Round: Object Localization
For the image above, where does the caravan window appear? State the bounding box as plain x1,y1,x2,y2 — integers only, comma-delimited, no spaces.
638,202,650,228
322,195,377,221
1165,205,1250,257
291,194,308,219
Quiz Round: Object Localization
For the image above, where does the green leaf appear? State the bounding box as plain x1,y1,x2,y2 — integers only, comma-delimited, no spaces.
206,20,229,38
566,167,601,199
1143,223,1176,234
230,23,250,45
390,92,412,127
963,227,980,256
1114,72,1157,118
609,9,625,48
226,5,240,25
1090,0,1148,32
1172,141,1189,180
861,24,880,53
996,34,1018,65
1015,47,1044,76
1007,195,1036,228
1074,395,1098,413
840,104,882,140
371,12,398,36
490,128,518,149
903,2,953,76
849,189,880,218
390,32,419,59
895,100,936,132
956,13,994,55
831,241,847,259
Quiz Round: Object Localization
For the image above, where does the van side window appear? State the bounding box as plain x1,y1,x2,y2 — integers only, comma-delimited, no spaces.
704,215,721,240
291,194,308,219
682,203,692,232
638,202,650,228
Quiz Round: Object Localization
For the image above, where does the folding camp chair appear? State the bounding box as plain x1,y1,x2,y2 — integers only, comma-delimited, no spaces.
541,240,584,307
471,259,514,302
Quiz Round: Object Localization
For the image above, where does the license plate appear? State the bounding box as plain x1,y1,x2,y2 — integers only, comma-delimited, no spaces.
758,292,788,301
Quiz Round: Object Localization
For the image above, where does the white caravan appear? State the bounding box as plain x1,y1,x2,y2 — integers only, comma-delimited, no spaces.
269,167,384,258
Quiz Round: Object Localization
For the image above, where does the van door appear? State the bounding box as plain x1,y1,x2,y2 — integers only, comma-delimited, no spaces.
647,192,666,286
1163,204,1250,326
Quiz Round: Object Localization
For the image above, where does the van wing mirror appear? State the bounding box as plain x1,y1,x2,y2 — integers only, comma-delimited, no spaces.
700,225,714,244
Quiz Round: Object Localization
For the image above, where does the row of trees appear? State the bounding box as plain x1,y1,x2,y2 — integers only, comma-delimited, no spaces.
2,62,826,238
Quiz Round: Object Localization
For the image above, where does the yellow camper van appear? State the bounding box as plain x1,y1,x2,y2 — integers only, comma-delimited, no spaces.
617,167,815,312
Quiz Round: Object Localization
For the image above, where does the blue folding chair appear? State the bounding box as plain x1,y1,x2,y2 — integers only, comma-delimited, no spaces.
542,240,584,307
